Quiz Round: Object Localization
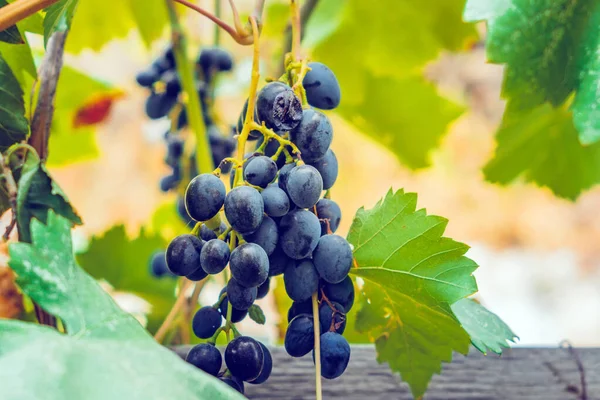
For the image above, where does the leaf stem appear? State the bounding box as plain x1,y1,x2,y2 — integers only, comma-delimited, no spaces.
0,0,58,32
213,0,221,46
166,0,214,175
312,292,322,400
154,278,194,343
290,0,301,60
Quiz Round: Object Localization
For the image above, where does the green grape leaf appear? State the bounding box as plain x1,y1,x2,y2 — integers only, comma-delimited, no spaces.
484,104,600,200
248,304,266,325
43,0,78,45
348,189,478,398
0,39,36,98
128,0,168,48
0,53,29,151
451,298,518,355
3,212,244,400
16,152,82,243
48,65,115,166
308,0,476,168
77,224,175,334
0,0,23,44
465,1,600,145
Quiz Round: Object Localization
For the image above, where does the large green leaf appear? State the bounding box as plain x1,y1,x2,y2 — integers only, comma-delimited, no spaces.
15,152,82,243
465,0,600,145
4,211,244,399
0,0,23,44
451,298,518,355
48,65,115,166
128,0,168,48
347,189,478,398
308,0,476,168
77,224,176,333
43,0,78,45
484,104,600,200
0,53,29,151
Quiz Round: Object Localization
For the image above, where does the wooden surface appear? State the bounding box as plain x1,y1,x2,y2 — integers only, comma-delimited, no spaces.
175,346,600,399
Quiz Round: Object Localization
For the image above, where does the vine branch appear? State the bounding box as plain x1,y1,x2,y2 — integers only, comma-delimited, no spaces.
155,278,195,343
0,0,58,32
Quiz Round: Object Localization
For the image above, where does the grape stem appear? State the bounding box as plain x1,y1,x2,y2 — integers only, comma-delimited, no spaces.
312,292,323,400
154,278,195,343
290,0,301,60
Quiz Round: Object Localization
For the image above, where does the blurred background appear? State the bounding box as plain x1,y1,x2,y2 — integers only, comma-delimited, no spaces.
1,0,599,347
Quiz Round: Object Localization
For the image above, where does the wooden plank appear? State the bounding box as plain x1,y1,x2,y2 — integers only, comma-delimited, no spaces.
175,346,600,399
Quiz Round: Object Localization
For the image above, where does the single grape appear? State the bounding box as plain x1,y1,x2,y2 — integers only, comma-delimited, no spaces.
229,243,269,288
256,278,270,300
176,196,195,226
319,301,346,334
256,82,303,131
197,47,234,75
145,91,178,120
192,306,223,339
248,343,272,384
308,149,338,190
224,186,264,234
261,185,290,217
159,173,180,192
268,244,294,277
186,343,222,376
186,266,208,281
149,251,172,278
315,332,350,379
185,174,226,222
244,155,278,187
165,136,184,168
277,163,296,195
166,234,203,276
290,109,333,162
136,67,159,87
321,276,355,312
200,224,217,241
313,234,353,284
220,376,244,394
286,165,323,209
218,291,248,323
152,53,174,75
227,278,258,310
279,209,321,259
314,198,341,235
243,216,278,256
284,259,320,302
225,336,265,382
303,62,341,110
162,70,181,96
200,239,230,275
284,314,314,357
287,299,313,322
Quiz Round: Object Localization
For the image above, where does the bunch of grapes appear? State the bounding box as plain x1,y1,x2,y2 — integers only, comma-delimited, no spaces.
163,59,348,393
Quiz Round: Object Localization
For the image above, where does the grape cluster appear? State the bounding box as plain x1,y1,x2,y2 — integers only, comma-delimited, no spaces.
135,46,237,196
166,61,349,390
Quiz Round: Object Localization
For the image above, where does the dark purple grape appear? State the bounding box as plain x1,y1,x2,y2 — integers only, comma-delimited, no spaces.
165,136,184,168
303,62,341,110
225,336,264,382
261,186,290,217
224,186,264,234
219,288,248,323
176,196,195,226
227,278,257,310
290,109,333,162
186,343,222,376
192,306,222,339
185,174,226,222
321,276,354,312
198,47,234,75
319,301,346,334
160,173,180,192
316,332,350,379
230,243,269,288
220,376,244,394
186,266,208,281
256,278,270,300
286,165,323,209
136,66,159,87
244,155,278,187
287,299,313,322
145,91,178,119
284,314,314,357
314,198,341,235
162,70,181,96
277,163,296,195
256,82,303,131
149,251,173,278
279,209,321,259
308,149,338,190
166,234,203,276
313,234,352,284
243,216,278,256
200,239,230,274
268,244,294,277
248,343,272,384
284,259,320,302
